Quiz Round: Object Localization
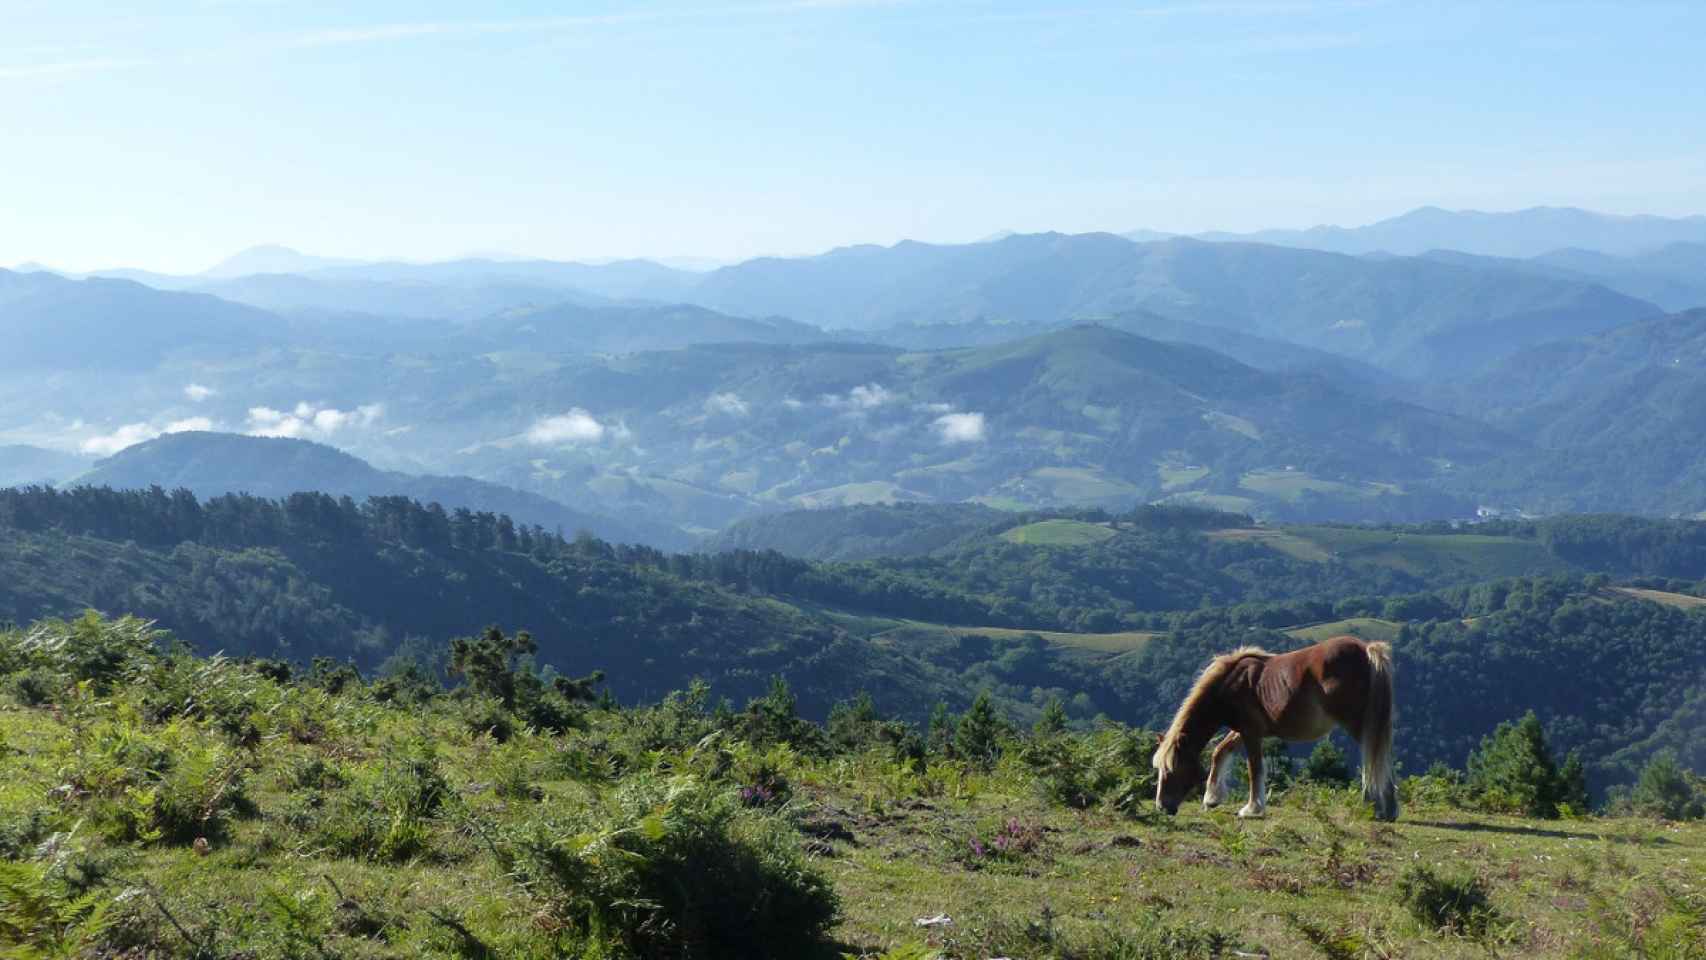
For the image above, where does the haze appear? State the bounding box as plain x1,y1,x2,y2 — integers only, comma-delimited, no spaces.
8,0,1706,273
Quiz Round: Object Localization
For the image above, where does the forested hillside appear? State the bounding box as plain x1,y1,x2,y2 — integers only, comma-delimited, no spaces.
3,488,1703,789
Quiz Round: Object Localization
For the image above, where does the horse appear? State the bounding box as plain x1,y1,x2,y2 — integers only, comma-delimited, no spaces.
1150,635,1397,821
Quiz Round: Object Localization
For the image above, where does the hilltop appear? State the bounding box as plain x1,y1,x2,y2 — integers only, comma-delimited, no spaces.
67,431,687,549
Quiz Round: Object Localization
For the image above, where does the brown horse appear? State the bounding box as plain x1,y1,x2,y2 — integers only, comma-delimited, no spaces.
1151,635,1397,821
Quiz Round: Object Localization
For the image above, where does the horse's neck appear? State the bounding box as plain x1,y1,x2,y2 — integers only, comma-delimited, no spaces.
1178,695,1225,756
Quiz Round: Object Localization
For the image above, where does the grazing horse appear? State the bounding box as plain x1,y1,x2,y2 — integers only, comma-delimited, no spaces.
1151,636,1397,821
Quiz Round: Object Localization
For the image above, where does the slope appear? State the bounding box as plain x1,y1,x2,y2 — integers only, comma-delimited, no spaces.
67,431,689,549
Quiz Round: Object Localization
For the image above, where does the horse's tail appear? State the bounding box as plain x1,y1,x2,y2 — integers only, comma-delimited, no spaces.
1361,641,1398,821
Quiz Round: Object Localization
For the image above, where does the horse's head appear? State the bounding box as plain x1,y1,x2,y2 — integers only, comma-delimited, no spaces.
1152,746,1206,816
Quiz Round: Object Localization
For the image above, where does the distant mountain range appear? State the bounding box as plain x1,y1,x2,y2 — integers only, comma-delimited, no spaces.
1132,206,1706,259
0,445,90,487
68,432,690,549
683,233,1661,378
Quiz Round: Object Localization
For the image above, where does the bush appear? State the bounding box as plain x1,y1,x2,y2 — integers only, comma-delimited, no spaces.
1300,740,1352,786
955,692,1011,769
1628,751,1706,821
505,774,838,958
314,743,451,862
1466,712,1588,818
1394,863,1499,938
1021,723,1156,812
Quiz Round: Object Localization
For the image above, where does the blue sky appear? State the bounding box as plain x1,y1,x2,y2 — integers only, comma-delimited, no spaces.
5,1,1704,272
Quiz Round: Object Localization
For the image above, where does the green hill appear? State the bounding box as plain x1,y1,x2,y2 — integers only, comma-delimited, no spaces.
68,431,688,549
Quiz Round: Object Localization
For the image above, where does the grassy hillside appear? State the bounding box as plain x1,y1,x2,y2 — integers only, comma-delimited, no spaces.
1,621,1700,960
999,519,1116,546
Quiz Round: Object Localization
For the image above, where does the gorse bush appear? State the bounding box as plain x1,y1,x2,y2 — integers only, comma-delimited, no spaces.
503,774,838,959
1394,863,1500,938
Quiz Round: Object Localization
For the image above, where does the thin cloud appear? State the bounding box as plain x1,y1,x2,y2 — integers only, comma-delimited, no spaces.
932,411,986,444
0,57,154,81
292,1,917,47
246,402,383,439
184,383,216,402
525,409,610,445
80,416,213,457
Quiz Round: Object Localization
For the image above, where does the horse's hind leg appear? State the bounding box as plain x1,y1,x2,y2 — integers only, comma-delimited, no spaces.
1203,733,1243,809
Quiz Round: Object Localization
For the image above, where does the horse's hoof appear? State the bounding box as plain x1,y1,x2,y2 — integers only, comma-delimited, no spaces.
1237,804,1264,819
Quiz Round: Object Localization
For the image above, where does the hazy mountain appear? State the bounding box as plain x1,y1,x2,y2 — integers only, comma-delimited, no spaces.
475,302,823,354
0,445,91,487
202,244,364,278
457,325,1505,525
1173,206,1706,258
859,309,1397,389
191,272,609,323
1530,243,1706,313
0,268,281,369
1451,308,1706,514
69,432,691,549
683,233,1660,377
310,257,701,302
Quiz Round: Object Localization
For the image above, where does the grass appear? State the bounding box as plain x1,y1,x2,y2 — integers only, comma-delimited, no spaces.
1000,520,1118,547
868,620,1159,656
1285,618,1404,644
3,650,1703,960
1209,525,1566,580
817,772,1704,959
1206,527,1334,563
792,481,928,508
1156,462,1209,491
1609,586,1706,610
1023,467,1141,505
1238,469,1374,504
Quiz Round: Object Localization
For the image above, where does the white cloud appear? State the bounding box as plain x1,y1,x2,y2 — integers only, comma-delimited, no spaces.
932,411,987,444
822,383,894,410
525,409,609,445
80,417,214,457
782,397,805,409
184,383,216,402
245,402,383,440
704,392,750,417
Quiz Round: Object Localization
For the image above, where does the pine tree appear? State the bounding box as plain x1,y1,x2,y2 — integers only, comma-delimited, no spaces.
1034,696,1069,738
956,692,1007,768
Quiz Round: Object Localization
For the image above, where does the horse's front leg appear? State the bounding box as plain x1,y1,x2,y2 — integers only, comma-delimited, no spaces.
1203,732,1243,809
1238,736,1266,818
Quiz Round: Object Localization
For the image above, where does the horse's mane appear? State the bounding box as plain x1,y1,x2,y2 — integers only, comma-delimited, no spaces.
1152,646,1273,774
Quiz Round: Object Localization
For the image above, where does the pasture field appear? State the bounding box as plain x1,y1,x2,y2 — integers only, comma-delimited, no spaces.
1000,519,1118,547
868,619,1159,655
4,679,1700,960
1212,524,1568,580
1285,617,1405,644
1610,586,1706,610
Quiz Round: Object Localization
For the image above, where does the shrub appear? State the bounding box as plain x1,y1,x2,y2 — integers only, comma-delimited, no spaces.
1021,723,1156,812
955,692,1011,769
964,817,1045,865
1394,863,1499,938
505,774,838,959
1628,751,1706,821
314,743,451,862
1300,740,1352,786
1466,712,1588,818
